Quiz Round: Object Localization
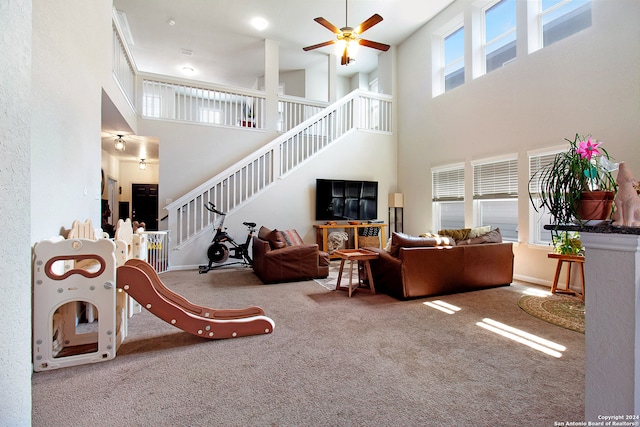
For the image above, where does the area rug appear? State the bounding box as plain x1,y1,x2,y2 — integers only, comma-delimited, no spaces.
313,260,359,291
518,294,585,333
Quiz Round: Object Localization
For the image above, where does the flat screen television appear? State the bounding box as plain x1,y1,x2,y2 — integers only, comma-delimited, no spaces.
315,179,378,221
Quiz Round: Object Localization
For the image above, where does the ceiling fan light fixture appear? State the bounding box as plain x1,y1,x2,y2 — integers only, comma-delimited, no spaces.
114,135,126,152
139,159,147,170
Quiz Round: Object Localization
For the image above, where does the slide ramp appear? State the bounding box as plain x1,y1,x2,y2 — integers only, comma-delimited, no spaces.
116,261,274,339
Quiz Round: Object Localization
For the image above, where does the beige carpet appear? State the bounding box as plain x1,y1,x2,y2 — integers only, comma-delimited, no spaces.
32,269,585,426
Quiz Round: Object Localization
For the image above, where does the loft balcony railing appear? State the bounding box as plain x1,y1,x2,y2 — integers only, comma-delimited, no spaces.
141,78,267,129
111,21,136,111
165,89,393,249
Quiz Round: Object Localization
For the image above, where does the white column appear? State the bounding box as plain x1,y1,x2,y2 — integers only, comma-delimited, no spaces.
580,231,640,421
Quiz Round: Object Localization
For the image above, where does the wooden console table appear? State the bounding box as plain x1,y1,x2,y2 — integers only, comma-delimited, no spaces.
313,223,387,256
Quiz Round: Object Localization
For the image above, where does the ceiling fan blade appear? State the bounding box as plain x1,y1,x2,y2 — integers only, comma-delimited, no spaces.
358,39,391,52
314,17,341,34
303,40,337,51
355,14,383,34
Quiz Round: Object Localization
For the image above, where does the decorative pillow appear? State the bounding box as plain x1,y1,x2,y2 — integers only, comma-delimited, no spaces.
281,229,304,246
468,225,491,239
389,232,454,257
438,228,471,241
456,228,503,246
258,226,286,249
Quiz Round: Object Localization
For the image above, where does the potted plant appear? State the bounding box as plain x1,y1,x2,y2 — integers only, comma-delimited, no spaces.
529,133,618,228
552,231,584,256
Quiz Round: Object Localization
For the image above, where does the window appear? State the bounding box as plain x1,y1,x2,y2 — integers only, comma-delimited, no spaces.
444,25,465,92
142,94,161,118
432,164,465,231
528,149,563,245
484,0,517,73
199,107,221,124
540,0,591,48
473,157,518,241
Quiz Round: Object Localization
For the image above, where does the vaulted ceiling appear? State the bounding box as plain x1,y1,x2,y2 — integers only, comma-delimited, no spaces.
103,0,454,162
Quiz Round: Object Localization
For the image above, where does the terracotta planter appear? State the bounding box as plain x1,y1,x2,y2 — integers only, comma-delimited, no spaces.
576,190,615,221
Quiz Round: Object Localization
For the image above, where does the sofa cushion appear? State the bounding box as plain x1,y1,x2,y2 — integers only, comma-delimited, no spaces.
258,226,286,249
438,228,471,241
456,228,503,246
281,229,304,246
389,232,454,257
468,225,491,238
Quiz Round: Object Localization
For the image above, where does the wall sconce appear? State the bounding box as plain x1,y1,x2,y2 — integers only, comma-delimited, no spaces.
114,135,126,152
139,159,147,170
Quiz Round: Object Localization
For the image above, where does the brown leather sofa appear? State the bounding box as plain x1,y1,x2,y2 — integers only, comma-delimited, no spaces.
252,227,329,284
366,232,514,300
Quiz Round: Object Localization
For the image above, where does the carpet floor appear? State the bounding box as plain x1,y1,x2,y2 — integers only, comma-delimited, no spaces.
32,267,585,426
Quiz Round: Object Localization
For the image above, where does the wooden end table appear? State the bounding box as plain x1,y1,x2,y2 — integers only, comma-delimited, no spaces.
547,253,585,301
334,249,379,297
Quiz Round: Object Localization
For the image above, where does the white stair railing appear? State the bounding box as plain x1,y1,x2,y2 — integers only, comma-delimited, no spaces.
165,89,392,249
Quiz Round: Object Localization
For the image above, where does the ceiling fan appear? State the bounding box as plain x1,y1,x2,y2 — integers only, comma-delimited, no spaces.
303,0,390,66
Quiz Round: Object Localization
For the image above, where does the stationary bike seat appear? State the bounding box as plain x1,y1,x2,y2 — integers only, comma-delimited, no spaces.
244,222,257,228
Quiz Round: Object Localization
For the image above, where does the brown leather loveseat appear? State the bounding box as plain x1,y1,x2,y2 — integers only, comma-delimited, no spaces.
366,230,514,300
252,226,329,284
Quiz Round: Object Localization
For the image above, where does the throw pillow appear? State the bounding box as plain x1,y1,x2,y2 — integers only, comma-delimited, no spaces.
438,228,471,241
258,226,286,249
281,229,304,246
456,228,503,246
468,225,491,238
389,232,451,257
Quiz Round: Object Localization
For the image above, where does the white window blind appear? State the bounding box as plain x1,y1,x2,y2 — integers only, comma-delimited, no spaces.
432,165,465,201
473,158,518,199
528,151,559,196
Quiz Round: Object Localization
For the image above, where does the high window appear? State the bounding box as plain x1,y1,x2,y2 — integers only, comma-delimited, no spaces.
199,107,222,124
484,0,517,73
540,0,592,48
443,25,465,92
142,94,161,118
432,164,465,231
473,156,518,241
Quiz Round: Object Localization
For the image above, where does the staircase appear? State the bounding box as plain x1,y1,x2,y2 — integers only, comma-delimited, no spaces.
164,89,392,254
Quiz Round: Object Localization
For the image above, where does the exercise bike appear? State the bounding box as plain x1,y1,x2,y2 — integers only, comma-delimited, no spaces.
198,202,256,274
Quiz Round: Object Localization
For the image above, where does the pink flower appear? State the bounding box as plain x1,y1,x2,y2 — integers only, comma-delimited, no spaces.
576,137,601,160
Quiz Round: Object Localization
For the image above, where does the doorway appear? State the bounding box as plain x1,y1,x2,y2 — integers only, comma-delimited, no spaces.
131,183,158,230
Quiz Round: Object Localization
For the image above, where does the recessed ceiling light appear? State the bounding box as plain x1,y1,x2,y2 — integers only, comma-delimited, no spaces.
182,66,195,75
168,19,176,26
251,17,268,31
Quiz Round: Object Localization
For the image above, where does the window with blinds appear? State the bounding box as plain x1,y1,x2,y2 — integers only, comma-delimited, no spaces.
529,149,563,245
529,151,561,196
432,164,465,231
472,157,518,241
473,157,518,199
432,165,465,201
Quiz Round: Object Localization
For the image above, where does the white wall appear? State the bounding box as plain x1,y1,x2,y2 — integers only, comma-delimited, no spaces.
0,2,32,424
169,130,397,269
140,118,277,215
31,0,112,241
396,0,640,285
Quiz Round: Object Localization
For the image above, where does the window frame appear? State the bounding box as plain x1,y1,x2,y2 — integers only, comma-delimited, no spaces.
482,0,517,74
528,146,566,245
432,163,466,232
472,155,519,241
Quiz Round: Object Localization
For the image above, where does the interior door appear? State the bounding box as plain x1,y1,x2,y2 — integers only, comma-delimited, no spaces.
131,183,158,230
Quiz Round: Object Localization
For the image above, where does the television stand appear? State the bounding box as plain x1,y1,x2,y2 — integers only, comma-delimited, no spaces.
313,223,387,257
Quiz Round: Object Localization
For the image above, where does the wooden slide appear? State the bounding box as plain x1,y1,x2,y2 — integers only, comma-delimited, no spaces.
116,259,274,339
